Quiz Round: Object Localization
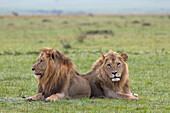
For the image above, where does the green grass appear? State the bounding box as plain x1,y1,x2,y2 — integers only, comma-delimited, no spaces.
0,15,169,112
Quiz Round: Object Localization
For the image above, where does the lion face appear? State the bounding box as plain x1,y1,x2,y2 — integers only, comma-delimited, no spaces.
103,50,128,82
32,54,48,78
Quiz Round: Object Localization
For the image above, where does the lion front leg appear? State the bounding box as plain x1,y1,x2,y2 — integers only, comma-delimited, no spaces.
45,93,65,102
115,92,139,101
26,93,45,101
102,86,138,101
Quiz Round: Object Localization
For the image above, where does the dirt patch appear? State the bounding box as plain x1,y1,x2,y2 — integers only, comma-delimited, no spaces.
8,23,15,26
0,51,39,56
132,20,140,24
26,51,39,55
142,23,151,26
42,19,52,23
4,51,13,55
106,21,112,24
88,13,94,17
62,21,68,24
155,33,167,35
12,12,19,16
79,22,97,26
14,52,22,55
85,30,114,35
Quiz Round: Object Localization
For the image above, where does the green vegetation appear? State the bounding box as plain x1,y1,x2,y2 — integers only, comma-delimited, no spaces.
0,15,169,112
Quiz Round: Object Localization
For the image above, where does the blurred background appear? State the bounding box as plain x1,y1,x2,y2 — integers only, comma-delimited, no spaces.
0,0,170,15
0,0,170,112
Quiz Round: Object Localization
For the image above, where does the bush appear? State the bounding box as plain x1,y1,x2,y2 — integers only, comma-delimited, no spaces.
77,33,87,43
60,39,72,49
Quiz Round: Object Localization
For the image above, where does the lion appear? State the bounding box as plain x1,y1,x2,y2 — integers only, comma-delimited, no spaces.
26,47,91,102
83,50,138,100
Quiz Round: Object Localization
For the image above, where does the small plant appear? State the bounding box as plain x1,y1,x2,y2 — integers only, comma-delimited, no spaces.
60,39,72,49
77,33,87,43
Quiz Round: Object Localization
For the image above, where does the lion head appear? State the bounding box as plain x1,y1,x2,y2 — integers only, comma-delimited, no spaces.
32,48,55,79
101,50,128,82
91,50,128,84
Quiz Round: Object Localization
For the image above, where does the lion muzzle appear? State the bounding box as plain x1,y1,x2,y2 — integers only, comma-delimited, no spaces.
111,77,120,82
34,72,41,78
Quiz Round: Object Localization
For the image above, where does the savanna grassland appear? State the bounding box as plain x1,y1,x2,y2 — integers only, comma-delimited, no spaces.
0,15,169,112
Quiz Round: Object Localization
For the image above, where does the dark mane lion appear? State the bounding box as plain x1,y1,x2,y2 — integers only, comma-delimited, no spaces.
26,47,91,102
84,50,138,100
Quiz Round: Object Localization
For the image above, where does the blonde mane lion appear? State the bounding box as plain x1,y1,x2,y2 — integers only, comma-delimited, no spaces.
84,50,138,100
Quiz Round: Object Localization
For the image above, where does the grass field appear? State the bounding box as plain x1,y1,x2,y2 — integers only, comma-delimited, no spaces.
0,15,169,112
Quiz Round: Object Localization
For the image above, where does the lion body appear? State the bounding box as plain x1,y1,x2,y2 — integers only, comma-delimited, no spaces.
27,48,91,101
83,51,138,100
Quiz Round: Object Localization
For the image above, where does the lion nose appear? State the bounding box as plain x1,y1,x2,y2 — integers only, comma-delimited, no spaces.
32,67,35,71
112,71,117,75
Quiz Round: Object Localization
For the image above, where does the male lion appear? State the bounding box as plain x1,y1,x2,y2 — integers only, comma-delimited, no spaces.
26,48,91,102
84,50,138,100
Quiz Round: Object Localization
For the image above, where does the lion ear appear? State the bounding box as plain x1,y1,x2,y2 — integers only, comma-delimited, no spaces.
101,54,105,61
120,53,128,62
40,48,47,53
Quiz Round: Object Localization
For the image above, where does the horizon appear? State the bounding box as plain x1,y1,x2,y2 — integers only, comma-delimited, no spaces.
0,0,170,14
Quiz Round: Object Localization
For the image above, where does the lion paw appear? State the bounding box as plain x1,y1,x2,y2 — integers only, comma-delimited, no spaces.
44,99,51,102
132,93,138,98
26,97,34,102
45,98,57,102
45,95,58,102
130,96,139,101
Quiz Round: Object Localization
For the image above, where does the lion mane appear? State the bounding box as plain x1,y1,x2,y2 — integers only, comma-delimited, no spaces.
38,48,78,98
84,50,138,100
27,47,91,102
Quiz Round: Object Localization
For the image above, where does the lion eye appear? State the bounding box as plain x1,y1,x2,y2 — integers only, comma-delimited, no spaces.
40,60,43,63
117,63,121,67
107,64,111,68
